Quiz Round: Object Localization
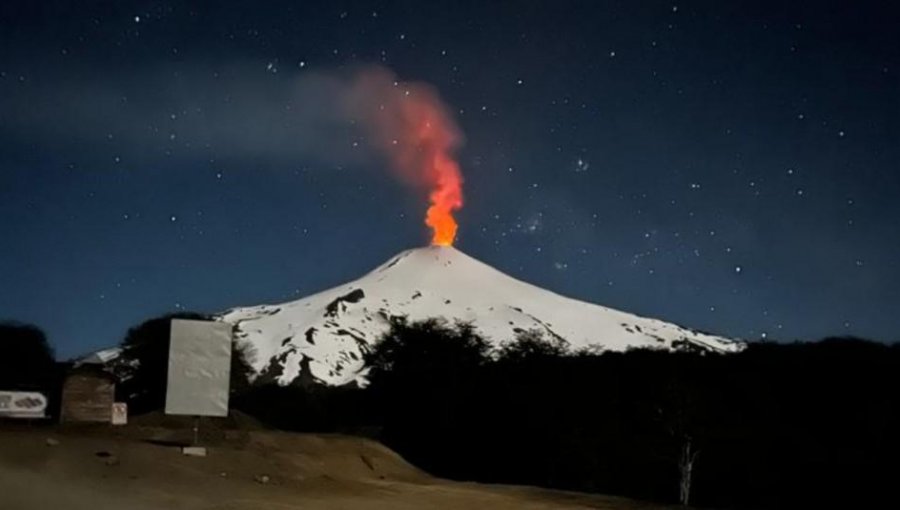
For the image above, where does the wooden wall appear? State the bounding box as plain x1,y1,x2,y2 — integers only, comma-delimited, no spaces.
60,373,114,423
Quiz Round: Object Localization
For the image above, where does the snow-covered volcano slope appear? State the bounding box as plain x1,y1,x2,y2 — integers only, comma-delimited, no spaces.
220,246,742,387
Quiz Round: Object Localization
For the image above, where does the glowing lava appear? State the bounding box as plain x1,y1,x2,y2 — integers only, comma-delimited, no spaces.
425,153,463,246
388,93,464,246
345,67,465,246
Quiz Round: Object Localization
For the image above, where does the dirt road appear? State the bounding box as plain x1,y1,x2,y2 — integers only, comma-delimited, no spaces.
0,425,667,510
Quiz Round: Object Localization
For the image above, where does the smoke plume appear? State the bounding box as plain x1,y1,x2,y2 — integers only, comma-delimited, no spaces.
342,67,464,245
0,63,465,245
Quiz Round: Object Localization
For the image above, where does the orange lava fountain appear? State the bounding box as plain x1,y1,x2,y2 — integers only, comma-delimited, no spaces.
346,67,464,246
425,153,463,246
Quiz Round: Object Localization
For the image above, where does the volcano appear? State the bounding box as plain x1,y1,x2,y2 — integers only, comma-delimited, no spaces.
220,246,741,387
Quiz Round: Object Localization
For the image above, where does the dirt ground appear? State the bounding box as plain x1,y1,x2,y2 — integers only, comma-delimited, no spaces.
0,421,670,510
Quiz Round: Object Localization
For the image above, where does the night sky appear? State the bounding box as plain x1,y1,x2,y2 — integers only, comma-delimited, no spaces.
2,1,898,359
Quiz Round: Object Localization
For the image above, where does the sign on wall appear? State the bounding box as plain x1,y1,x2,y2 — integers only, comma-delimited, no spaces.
164,319,232,417
0,391,48,419
111,402,128,425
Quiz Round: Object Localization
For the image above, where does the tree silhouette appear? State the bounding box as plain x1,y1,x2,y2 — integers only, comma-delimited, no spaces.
355,323,900,508
365,317,491,474
496,328,569,362
0,321,55,388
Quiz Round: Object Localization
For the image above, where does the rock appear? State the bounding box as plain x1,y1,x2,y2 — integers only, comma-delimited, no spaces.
45,438,60,447
181,446,207,457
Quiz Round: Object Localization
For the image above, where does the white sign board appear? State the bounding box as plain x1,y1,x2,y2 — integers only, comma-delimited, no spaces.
111,402,128,425
165,319,232,417
0,391,48,419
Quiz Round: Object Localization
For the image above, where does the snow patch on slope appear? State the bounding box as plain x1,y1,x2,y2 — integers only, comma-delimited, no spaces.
220,246,742,387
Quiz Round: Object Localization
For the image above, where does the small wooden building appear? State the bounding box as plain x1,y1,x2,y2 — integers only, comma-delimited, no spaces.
60,365,116,423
